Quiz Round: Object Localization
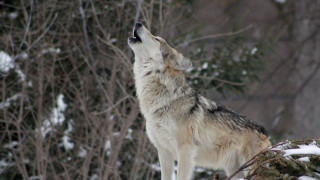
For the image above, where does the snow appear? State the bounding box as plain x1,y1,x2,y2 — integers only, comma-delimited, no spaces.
151,163,177,180
51,94,67,125
15,68,26,81
0,51,14,73
61,120,74,150
28,81,33,87
242,70,247,75
20,52,28,59
23,159,30,164
4,141,19,149
309,139,317,145
116,161,122,167
39,94,68,137
40,119,52,138
125,128,133,139
283,144,320,157
57,94,67,111
271,141,291,150
202,62,208,69
265,162,270,168
62,136,74,150
298,156,310,162
0,159,14,174
298,176,318,180
29,175,43,180
110,38,117,43
195,167,206,173
8,12,18,19
250,47,258,55
0,93,22,109
186,67,193,73
113,132,120,137
150,163,161,171
78,146,87,158
274,0,286,3
41,47,61,55
90,174,98,180
0,51,27,81
104,139,111,156
104,140,111,150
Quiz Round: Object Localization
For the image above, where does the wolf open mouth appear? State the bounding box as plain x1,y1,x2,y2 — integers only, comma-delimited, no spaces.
129,23,142,43
133,29,141,42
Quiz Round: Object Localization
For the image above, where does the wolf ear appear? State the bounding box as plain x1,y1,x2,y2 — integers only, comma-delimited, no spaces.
174,55,192,71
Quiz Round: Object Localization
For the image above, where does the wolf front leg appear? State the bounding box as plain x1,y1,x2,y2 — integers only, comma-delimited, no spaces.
176,144,195,180
158,148,174,180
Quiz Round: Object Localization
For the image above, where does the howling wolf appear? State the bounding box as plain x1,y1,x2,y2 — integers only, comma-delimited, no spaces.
128,22,271,180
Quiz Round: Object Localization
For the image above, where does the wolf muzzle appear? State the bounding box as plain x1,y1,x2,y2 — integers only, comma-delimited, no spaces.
128,22,142,44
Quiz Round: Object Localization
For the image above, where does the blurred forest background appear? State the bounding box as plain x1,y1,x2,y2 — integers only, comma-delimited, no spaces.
0,0,319,179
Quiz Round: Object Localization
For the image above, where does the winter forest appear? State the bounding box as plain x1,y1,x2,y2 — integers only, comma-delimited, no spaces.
0,0,320,179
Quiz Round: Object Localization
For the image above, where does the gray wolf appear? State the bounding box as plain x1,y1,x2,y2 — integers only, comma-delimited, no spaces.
128,22,271,180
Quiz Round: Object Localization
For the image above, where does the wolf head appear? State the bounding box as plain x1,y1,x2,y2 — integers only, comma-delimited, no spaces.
128,22,192,71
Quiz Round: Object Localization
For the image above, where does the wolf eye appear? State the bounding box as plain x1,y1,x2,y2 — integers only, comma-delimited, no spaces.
155,38,160,42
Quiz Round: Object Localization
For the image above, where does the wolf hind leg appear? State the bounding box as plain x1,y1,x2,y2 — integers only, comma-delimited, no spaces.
225,159,245,179
225,167,244,179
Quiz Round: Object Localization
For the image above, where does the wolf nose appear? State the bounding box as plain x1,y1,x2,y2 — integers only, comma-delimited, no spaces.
135,22,142,28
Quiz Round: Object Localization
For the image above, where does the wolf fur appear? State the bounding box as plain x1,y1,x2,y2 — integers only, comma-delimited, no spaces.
128,22,271,180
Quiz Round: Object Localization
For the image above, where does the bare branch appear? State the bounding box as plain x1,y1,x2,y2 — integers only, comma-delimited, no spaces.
176,25,253,49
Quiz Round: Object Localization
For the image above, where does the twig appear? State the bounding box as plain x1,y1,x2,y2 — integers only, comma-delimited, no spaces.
227,141,300,179
135,0,144,23
294,61,320,97
13,12,59,61
226,161,255,180
91,95,133,115
197,76,246,86
226,147,270,180
96,36,132,68
176,25,253,49
79,0,95,69
19,0,33,50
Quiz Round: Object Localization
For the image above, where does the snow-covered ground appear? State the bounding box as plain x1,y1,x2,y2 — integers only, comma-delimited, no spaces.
283,144,320,157
298,176,318,180
266,139,320,179
271,139,320,157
